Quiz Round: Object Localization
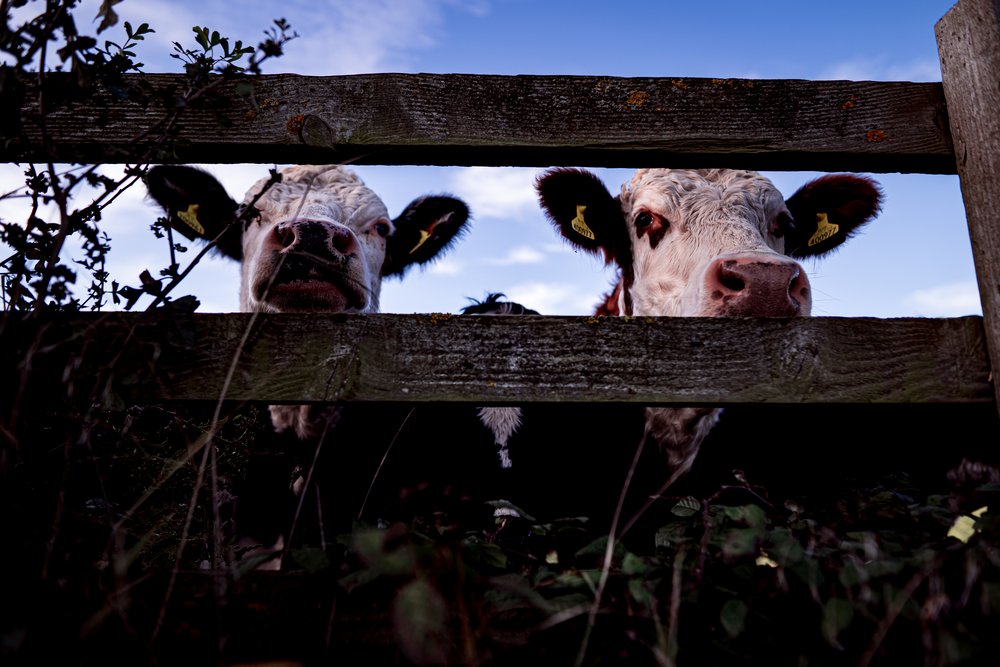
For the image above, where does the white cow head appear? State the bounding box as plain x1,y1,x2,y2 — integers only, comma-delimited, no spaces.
536,167,882,478
147,164,472,441
536,168,881,318
146,164,470,314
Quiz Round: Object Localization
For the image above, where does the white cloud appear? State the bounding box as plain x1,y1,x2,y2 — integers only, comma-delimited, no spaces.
56,0,491,75
543,241,592,256
503,282,602,315
425,257,465,276
450,167,539,220
487,245,545,266
885,59,941,82
820,56,941,82
256,0,491,75
903,281,981,317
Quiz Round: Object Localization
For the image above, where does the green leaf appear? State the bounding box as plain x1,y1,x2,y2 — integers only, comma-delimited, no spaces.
721,528,760,559
351,528,416,576
194,27,209,51
622,551,651,576
769,528,805,565
628,578,655,607
671,496,701,517
655,522,692,549
838,559,868,587
463,539,507,570
720,599,748,638
939,630,976,665
290,547,330,574
393,578,449,666
575,536,608,558
338,567,380,592
95,0,123,33
789,558,823,588
546,592,592,612
723,504,768,528
822,598,854,648
865,559,904,579
486,499,535,522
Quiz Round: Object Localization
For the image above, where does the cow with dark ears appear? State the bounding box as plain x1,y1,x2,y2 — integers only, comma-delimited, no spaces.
536,167,882,477
146,164,469,316
148,164,473,438
145,164,473,563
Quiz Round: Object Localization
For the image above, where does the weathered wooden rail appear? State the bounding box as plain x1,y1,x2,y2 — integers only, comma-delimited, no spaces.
4,0,999,414
1,0,998,410
2,313,992,406
4,74,955,173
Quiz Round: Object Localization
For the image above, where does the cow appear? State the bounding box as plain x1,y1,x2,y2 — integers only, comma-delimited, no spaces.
147,165,470,314
146,164,470,441
535,167,883,483
144,164,474,562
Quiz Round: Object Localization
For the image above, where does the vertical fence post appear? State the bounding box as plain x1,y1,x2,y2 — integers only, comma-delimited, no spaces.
936,0,1000,411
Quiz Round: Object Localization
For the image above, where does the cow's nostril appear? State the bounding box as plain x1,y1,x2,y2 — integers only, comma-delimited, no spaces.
330,227,353,254
719,266,745,293
276,226,296,249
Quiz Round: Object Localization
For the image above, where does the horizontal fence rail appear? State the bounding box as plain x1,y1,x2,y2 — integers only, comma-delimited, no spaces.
2,0,997,413
2,313,991,405
8,74,955,173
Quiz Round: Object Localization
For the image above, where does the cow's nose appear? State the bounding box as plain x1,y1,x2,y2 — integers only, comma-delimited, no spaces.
706,255,811,316
273,220,358,257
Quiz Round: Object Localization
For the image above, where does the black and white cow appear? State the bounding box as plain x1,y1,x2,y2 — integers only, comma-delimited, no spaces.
148,165,470,315
146,164,478,558
536,167,883,480
147,164,470,442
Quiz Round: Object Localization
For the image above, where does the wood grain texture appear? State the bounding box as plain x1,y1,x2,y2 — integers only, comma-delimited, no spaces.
8,73,954,173
937,0,1000,409
3,313,990,405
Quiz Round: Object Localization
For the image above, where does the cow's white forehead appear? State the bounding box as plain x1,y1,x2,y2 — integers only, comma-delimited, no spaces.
245,165,389,224
623,168,783,226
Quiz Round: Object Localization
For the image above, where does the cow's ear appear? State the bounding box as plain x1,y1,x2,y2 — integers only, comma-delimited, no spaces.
145,165,242,260
784,174,882,258
383,195,470,278
535,168,627,266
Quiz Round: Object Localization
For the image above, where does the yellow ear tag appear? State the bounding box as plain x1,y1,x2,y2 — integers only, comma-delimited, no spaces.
409,229,432,254
807,212,839,248
177,204,205,235
571,205,595,241
947,506,988,543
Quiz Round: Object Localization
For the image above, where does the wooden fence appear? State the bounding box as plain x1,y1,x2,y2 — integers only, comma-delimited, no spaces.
3,0,999,414
3,1,1000,664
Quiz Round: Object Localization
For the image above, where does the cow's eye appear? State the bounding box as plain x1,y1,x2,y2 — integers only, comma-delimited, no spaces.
373,221,391,237
772,212,795,239
635,211,654,230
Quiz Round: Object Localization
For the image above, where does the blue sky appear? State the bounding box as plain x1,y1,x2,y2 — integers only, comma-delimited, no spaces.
1,0,981,317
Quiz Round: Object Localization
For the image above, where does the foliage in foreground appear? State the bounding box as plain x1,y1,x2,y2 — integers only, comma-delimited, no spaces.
330,475,1000,666
2,398,998,666
1,0,295,313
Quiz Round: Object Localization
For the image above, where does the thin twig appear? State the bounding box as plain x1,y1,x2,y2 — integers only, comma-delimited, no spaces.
359,408,416,519
152,416,217,640
665,546,686,667
858,568,931,667
575,431,650,667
